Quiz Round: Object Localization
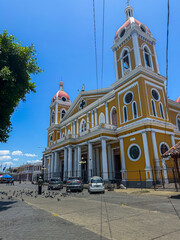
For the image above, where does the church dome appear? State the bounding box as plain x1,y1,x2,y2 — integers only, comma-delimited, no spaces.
52,80,70,102
176,97,180,103
115,5,151,41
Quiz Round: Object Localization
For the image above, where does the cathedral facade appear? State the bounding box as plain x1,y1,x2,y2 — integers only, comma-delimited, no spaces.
43,4,180,187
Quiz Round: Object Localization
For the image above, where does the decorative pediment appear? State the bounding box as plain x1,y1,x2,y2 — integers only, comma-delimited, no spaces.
61,89,109,121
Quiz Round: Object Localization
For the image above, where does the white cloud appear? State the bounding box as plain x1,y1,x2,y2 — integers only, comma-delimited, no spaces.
27,160,41,164
12,150,23,156
0,156,12,161
4,162,13,166
13,158,19,161
24,153,37,157
0,150,10,155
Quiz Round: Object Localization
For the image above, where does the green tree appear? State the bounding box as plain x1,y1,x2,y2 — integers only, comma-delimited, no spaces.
0,31,42,142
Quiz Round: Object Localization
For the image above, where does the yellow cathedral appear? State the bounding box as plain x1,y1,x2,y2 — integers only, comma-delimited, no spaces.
43,4,180,187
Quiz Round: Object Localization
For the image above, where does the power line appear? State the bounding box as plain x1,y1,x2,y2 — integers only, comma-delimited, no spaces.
93,0,99,91
101,0,105,89
164,0,170,144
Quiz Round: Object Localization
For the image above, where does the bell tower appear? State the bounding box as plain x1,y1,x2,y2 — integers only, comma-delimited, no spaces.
112,2,160,81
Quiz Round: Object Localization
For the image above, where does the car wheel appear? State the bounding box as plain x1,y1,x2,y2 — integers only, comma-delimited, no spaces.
48,187,50,190
102,191,105,194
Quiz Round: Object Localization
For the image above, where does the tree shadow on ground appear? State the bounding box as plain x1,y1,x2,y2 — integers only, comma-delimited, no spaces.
170,194,180,199
0,200,17,212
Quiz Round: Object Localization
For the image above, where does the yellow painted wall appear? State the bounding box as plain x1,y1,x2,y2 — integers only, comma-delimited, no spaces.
123,133,146,181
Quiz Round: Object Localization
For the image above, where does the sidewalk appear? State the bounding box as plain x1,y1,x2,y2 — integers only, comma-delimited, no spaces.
114,188,180,197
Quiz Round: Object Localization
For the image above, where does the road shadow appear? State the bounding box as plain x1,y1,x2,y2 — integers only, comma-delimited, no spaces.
170,194,180,199
0,200,17,212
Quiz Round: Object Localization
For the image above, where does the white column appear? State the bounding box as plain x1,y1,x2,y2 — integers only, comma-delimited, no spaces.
91,111,94,128
63,148,68,181
96,148,100,176
60,129,61,139
93,149,95,175
108,145,112,180
142,131,152,180
87,113,89,130
162,159,169,184
120,138,126,181
76,119,79,135
59,153,62,179
88,142,93,179
153,43,160,74
113,49,118,81
105,102,109,124
77,146,82,178
54,151,58,177
73,147,77,176
132,32,141,67
55,103,58,124
65,126,67,136
95,109,97,126
51,153,54,178
171,134,175,146
43,156,47,179
111,150,115,180
71,123,73,134
68,146,72,177
48,156,51,180
101,138,108,181
151,130,160,169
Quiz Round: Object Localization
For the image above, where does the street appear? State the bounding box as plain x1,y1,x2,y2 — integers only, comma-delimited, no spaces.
0,182,180,240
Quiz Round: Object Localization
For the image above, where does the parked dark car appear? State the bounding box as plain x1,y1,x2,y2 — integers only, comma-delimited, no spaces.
48,178,63,190
66,177,83,192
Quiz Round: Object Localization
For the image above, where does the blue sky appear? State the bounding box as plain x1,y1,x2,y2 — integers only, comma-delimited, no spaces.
0,0,180,168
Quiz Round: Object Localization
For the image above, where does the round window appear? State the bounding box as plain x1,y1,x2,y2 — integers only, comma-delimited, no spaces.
124,92,133,104
62,97,66,102
140,25,146,33
151,89,160,101
128,144,141,161
120,28,126,38
160,143,169,155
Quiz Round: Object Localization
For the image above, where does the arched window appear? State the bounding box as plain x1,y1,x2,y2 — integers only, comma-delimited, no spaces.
123,106,128,122
80,120,87,132
111,107,117,126
159,102,164,119
177,116,180,131
151,100,156,117
61,109,66,119
159,142,169,156
51,111,55,124
143,46,153,69
99,112,105,124
121,48,131,76
132,102,138,119
62,132,65,138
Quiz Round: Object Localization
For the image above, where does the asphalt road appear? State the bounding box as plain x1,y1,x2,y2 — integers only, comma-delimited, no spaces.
0,182,180,240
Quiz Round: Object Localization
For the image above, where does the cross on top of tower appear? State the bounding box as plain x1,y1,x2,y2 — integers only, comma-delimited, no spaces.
127,0,130,6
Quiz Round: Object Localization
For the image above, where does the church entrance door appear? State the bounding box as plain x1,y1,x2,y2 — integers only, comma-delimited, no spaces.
113,148,122,181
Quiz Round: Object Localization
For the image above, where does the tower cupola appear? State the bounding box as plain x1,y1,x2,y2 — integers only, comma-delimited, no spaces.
112,1,160,81
125,5,133,20
59,80,64,91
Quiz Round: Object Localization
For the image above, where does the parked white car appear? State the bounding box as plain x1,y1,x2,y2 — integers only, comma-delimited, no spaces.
88,176,105,194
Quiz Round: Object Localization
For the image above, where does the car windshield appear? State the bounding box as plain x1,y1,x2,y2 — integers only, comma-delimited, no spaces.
91,179,103,183
50,179,59,182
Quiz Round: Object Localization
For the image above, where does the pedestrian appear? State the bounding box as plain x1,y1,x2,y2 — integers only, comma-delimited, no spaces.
38,176,43,195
